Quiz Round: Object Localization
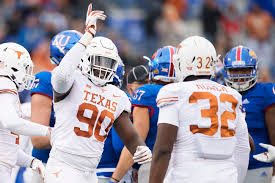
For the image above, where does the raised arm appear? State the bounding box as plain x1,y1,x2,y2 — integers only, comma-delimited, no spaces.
51,3,106,97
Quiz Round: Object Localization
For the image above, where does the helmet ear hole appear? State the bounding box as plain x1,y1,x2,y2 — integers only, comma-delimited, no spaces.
11,67,18,72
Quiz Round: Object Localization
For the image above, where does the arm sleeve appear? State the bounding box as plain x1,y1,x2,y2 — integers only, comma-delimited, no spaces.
233,105,250,183
16,148,34,167
0,93,49,136
51,43,86,94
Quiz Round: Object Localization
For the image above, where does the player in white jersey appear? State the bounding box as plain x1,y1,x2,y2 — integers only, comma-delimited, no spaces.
149,36,250,183
0,43,52,183
46,4,152,183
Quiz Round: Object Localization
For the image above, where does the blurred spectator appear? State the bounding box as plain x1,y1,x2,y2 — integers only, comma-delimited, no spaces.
245,3,274,69
39,2,68,34
31,38,54,73
165,0,188,17
18,12,46,52
221,4,242,44
3,11,22,43
201,0,222,43
155,3,185,47
245,4,273,42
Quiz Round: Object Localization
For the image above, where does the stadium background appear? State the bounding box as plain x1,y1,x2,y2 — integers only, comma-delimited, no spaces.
0,0,274,97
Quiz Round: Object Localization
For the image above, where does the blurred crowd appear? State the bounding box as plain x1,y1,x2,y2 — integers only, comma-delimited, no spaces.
0,0,274,85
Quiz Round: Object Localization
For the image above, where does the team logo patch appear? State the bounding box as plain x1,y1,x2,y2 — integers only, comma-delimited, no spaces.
243,98,250,104
273,87,275,95
161,67,168,73
249,51,257,59
153,69,159,74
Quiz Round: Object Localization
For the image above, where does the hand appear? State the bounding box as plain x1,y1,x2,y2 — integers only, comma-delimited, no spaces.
133,146,152,164
85,3,106,37
31,158,47,183
253,143,275,163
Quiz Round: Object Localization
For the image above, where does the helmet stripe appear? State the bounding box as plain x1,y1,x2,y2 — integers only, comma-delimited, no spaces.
236,46,242,61
168,47,175,77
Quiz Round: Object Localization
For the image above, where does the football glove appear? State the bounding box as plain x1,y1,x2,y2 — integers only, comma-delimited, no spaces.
30,158,47,183
85,3,106,37
272,176,275,183
253,143,275,163
133,146,152,164
79,3,106,47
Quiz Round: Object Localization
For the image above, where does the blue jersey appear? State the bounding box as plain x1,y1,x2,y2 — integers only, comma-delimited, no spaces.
132,84,163,151
242,82,275,169
30,71,55,163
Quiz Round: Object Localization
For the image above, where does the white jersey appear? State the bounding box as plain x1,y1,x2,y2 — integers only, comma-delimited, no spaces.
51,70,131,171
157,79,248,183
0,77,21,168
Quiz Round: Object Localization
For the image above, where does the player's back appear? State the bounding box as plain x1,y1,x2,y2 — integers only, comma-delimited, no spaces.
51,70,131,172
157,79,243,183
0,77,21,168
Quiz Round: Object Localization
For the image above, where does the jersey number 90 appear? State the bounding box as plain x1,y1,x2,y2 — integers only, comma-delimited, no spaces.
74,103,114,142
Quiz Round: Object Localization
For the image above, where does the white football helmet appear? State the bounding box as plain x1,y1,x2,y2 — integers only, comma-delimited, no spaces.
173,36,217,82
80,37,121,86
0,42,34,92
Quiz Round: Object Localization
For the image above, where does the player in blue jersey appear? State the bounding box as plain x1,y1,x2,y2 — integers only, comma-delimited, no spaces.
224,45,275,183
29,30,82,183
111,46,176,183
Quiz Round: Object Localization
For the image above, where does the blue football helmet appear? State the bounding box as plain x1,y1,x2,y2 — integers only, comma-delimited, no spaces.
224,45,258,91
50,30,83,65
148,46,176,82
112,61,125,88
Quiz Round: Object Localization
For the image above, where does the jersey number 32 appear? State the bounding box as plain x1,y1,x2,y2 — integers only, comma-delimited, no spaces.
189,92,238,137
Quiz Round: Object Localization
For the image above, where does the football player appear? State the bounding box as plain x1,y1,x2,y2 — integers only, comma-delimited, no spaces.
46,4,151,183
0,42,51,183
30,30,82,183
149,36,250,183
111,46,176,183
224,46,275,183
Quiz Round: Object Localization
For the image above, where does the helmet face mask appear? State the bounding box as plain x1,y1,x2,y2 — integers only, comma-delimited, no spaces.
0,43,35,92
174,36,217,82
80,37,120,86
224,46,258,92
